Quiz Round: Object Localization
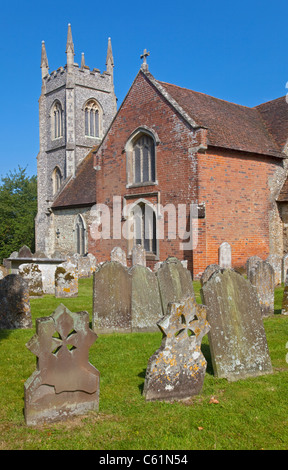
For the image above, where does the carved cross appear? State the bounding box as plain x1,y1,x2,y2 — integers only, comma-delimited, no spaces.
140,49,150,70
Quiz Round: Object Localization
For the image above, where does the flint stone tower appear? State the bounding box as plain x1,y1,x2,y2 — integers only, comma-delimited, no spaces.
36,24,117,256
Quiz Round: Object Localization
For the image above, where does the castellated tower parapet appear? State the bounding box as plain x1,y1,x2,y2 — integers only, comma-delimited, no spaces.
36,24,117,256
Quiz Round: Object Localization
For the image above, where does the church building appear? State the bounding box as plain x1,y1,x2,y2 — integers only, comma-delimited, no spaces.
35,26,288,279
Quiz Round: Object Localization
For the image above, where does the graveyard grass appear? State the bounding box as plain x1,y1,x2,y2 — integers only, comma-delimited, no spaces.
1,278,288,450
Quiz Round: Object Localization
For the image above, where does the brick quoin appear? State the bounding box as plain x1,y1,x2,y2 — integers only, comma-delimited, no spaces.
89,71,283,279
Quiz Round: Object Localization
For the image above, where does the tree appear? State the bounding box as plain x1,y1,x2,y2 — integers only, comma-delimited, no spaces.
0,167,37,263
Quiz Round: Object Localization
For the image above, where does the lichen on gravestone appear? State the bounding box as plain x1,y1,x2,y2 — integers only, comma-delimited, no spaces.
143,296,210,401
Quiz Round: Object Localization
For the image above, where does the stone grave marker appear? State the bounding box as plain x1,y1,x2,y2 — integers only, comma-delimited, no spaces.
92,261,132,333
130,265,163,332
18,245,33,258
281,270,288,315
219,242,232,269
246,255,262,277
55,261,78,298
282,254,288,283
248,260,274,317
201,269,273,381
266,254,282,286
143,296,210,401
200,264,221,286
24,304,99,426
111,246,127,266
19,263,43,297
0,274,32,329
132,244,146,267
156,257,195,315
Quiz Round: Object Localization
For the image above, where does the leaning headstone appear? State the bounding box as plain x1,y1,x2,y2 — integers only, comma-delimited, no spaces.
246,255,262,277
111,246,127,266
219,242,232,269
55,261,78,298
18,263,43,297
0,274,32,329
143,296,210,401
200,264,221,286
132,244,146,267
24,304,99,426
156,257,195,315
248,260,274,317
130,265,163,332
92,261,132,333
201,269,273,381
266,254,282,286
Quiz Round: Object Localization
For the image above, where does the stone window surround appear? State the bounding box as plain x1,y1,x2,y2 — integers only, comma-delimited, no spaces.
125,126,160,188
50,100,64,140
83,98,103,139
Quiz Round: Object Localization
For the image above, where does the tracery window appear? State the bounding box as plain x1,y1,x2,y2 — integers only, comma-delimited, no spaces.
85,100,100,137
51,101,63,139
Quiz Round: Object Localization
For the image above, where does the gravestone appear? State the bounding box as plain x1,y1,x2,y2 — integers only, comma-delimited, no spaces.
55,261,78,298
219,242,232,269
248,260,274,317
266,254,282,286
156,257,195,315
0,274,32,329
24,304,99,426
132,244,146,267
111,247,127,266
0,265,8,280
200,264,221,286
281,270,288,315
143,296,210,401
130,265,163,332
18,245,33,258
246,256,262,277
92,261,132,333
282,254,288,283
201,269,273,381
19,263,43,297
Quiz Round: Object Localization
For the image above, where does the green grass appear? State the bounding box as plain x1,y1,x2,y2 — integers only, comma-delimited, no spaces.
0,278,288,450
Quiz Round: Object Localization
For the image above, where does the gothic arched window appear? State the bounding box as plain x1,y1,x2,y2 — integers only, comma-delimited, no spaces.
85,100,100,137
75,215,86,255
52,167,62,195
132,202,157,254
133,134,155,184
51,101,63,139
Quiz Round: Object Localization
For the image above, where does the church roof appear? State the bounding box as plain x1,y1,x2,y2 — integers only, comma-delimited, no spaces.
52,147,97,209
156,79,284,158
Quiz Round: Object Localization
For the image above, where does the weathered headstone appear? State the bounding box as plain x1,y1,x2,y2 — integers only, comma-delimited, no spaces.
19,263,43,297
246,255,262,277
130,265,163,332
0,274,32,329
0,265,8,280
201,269,273,381
18,245,33,258
92,261,132,333
266,254,282,286
156,257,195,315
219,242,232,269
248,260,274,317
281,270,288,315
143,296,210,401
111,247,127,266
132,244,146,267
55,261,78,298
200,264,221,286
24,304,99,426
282,254,288,283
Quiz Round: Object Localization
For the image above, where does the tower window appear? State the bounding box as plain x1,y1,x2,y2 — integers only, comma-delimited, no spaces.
51,101,63,139
85,100,100,137
52,167,62,195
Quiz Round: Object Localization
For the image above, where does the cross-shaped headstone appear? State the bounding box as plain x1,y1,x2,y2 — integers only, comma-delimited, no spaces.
140,49,150,71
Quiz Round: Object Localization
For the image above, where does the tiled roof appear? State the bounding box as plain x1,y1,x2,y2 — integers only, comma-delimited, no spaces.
255,96,288,151
157,80,284,158
52,147,97,209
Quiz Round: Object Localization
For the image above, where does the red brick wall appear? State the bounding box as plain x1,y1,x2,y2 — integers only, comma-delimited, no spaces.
194,148,279,277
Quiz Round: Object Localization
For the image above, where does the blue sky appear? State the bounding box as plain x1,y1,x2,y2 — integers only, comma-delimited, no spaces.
1,0,288,178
